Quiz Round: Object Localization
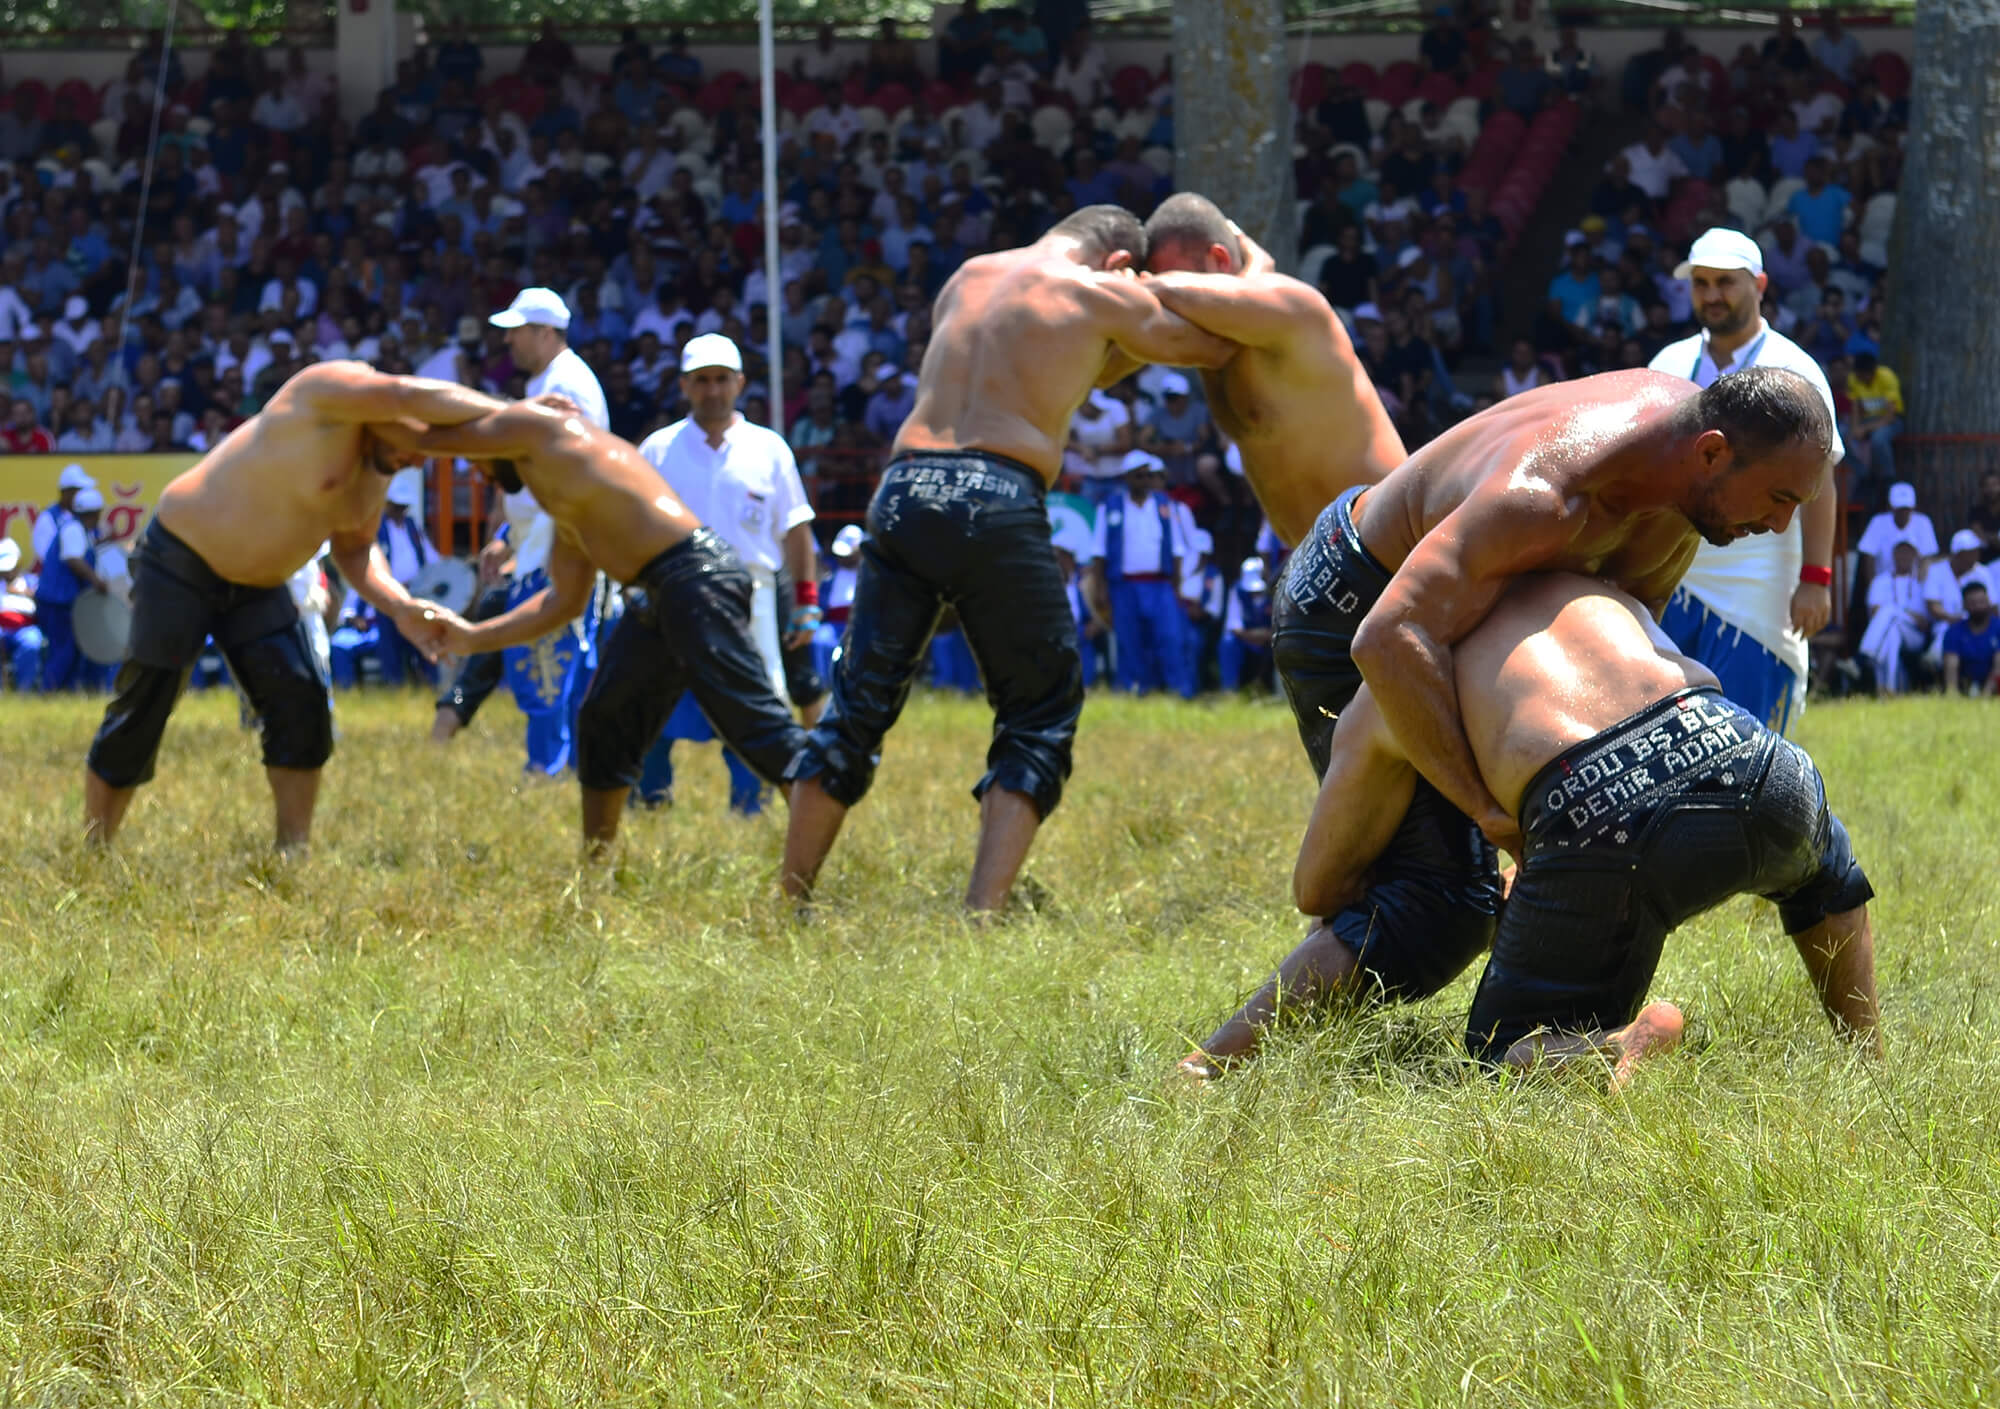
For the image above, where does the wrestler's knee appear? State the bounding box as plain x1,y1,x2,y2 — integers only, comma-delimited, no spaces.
785,726,878,807
978,686,1081,819
86,660,188,787
257,673,334,771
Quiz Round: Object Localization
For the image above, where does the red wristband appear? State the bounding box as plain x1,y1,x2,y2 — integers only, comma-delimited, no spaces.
794,579,819,607
1800,565,1833,587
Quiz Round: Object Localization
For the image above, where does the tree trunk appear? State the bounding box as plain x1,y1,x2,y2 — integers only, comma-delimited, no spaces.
1884,0,2000,433
1881,0,2000,524
1172,0,1297,273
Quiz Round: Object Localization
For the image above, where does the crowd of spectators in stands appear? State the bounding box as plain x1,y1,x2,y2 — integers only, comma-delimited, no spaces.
0,5,1976,700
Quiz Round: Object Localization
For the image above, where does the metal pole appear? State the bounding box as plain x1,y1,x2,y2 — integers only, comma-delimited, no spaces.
759,0,783,427
115,0,181,367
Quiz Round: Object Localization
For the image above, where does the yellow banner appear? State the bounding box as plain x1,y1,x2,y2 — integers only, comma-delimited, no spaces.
0,453,197,561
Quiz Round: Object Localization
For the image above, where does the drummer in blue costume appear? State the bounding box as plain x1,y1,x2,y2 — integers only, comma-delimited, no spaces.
429,288,609,773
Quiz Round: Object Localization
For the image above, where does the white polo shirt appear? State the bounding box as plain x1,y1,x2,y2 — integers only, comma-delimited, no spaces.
1647,320,1844,683
638,414,813,579
505,344,609,575
1088,491,1186,578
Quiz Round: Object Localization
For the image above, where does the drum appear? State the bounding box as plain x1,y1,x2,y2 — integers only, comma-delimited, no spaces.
406,556,479,615
73,588,134,665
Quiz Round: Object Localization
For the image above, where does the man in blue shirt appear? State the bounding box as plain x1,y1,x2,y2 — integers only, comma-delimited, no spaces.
1786,156,1851,246
1669,108,1723,183
1943,582,2000,694
1546,240,1601,326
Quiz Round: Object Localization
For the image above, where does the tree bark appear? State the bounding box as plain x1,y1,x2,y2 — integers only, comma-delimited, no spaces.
1172,0,1297,273
1884,0,2000,434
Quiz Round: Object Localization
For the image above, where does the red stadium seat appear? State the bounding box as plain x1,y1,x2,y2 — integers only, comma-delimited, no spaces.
1290,61,1329,110
55,78,98,122
924,78,962,112
1338,61,1377,89
1109,64,1153,110
873,81,913,115
695,77,736,116
1371,71,1417,107
781,80,821,117
1463,63,1502,101
1870,50,1910,100
842,75,869,107
1416,73,1459,107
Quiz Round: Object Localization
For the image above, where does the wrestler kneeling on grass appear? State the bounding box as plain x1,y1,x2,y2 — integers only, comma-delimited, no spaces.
1182,572,1881,1084
388,396,808,853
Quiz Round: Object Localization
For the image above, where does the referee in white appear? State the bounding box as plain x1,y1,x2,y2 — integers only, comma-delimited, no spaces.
1649,228,1845,735
640,332,822,717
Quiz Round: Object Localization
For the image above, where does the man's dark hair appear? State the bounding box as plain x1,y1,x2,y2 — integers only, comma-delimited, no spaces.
1050,204,1146,264
1695,365,1835,463
1142,192,1243,270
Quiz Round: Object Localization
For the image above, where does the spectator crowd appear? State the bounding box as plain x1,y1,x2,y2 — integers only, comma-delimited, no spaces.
0,5,1974,702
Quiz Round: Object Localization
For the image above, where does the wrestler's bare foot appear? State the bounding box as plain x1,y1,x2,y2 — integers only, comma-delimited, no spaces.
1607,1001,1685,1091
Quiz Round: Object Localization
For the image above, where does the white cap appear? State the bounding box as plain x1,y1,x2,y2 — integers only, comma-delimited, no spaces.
17,322,40,340
0,538,19,574
1674,227,1764,279
1398,246,1425,268
489,286,571,330
1888,482,1917,509
680,333,743,373
1352,302,1382,323
1952,528,1983,554
59,463,95,490
1159,371,1190,396
385,475,422,508
1192,528,1214,556
1563,229,1589,248
1121,449,1165,475
832,524,865,557
1238,556,1267,594
72,487,104,512
63,295,87,321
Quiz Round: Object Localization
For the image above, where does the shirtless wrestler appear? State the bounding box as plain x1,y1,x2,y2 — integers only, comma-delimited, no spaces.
1264,366,1835,859
82,361,504,850
780,204,1237,913
391,397,808,854
1183,572,1880,1084
1141,193,1407,551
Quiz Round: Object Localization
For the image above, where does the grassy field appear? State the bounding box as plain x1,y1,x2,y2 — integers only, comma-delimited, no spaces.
2,685,1998,1405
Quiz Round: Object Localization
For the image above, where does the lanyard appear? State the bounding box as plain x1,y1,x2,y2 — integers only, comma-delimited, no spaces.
1689,326,1769,385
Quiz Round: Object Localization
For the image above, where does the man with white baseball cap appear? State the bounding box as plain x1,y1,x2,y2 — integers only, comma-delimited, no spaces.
34,483,110,691
434,285,609,770
1084,447,1194,697
1220,554,1275,691
812,524,865,686
31,463,95,566
635,333,821,814
1648,225,1844,736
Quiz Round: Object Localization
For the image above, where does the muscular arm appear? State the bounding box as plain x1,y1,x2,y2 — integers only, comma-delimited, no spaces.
783,521,819,647
328,525,421,624
1083,273,1239,370
450,531,595,653
1349,481,1584,853
401,402,548,460
1292,687,1418,916
1145,270,1313,349
1792,457,1837,636
295,359,506,427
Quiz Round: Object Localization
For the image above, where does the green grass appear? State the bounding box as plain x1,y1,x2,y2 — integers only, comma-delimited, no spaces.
2,686,1997,1405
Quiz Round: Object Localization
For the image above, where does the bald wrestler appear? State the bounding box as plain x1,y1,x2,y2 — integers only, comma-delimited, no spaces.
1255,367,1834,860
84,361,504,850
1183,572,1879,1083
1141,193,1406,551
781,204,1236,913
392,397,807,854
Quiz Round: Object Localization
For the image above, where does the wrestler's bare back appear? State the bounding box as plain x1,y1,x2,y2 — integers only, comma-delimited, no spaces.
1197,279,1405,548
1352,370,1706,609
1453,574,1720,816
153,374,398,588
895,245,1222,485
486,405,700,584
